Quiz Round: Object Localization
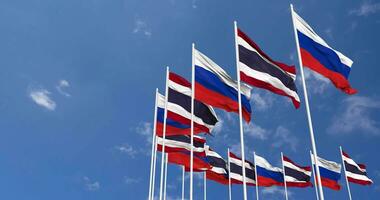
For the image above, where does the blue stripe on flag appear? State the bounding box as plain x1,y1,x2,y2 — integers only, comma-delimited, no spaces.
318,166,341,182
256,166,284,183
157,107,191,129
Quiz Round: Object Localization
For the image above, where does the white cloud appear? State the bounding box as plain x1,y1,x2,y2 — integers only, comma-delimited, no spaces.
328,96,380,135
133,19,152,37
244,123,269,140
262,186,292,197
114,143,138,158
212,118,224,135
29,88,56,111
272,126,298,152
302,68,330,94
83,176,100,191
56,79,71,97
251,92,274,111
124,177,141,184
136,122,153,143
350,1,380,16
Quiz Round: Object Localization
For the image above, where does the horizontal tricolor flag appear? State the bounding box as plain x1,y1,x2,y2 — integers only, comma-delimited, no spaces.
311,154,342,190
228,152,256,185
205,146,230,185
282,155,312,187
255,154,284,187
194,48,252,122
342,150,373,186
156,135,206,156
292,10,357,94
237,27,301,109
168,72,218,134
168,150,211,172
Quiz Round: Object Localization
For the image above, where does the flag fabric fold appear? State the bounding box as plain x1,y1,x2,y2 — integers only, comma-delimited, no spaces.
255,154,284,187
205,146,230,185
228,152,256,185
342,150,373,186
283,155,312,187
156,135,206,156
168,150,211,172
311,154,342,190
237,28,301,109
194,49,252,122
292,10,357,94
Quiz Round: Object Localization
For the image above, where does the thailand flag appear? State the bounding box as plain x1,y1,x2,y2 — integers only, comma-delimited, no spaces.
168,150,211,172
194,48,252,122
282,155,312,187
156,135,206,156
228,152,256,185
205,146,230,185
292,10,357,94
342,150,373,186
311,154,342,190
255,154,284,187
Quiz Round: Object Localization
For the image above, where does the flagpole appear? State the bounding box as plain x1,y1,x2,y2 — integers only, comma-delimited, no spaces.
164,153,168,200
204,172,207,200
228,148,232,200
152,132,158,200
182,166,185,200
340,146,353,200
254,152,259,200
159,67,170,200
190,43,196,200
281,152,288,200
148,88,159,200
290,4,324,200
310,151,320,200
234,20,248,200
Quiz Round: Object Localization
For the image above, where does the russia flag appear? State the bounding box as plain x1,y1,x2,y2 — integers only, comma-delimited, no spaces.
194,49,252,122
293,10,357,95
255,154,284,187
312,154,342,190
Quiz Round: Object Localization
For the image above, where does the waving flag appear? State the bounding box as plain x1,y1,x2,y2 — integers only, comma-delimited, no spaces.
168,151,211,172
342,150,373,185
194,49,252,122
205,147,230,185
228,152,256,185
237,27,300,109
255,154,284,187
168,72,218,134
156,135,206,155
283,155,312,187
311,154,342,190
292,10,357,94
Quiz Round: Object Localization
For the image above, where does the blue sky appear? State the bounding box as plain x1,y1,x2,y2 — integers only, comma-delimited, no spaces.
0,0,379,199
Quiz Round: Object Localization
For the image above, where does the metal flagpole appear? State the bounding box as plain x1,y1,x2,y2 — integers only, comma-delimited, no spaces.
254,152,259,200
152,132,159,200
310,151,320,200
281,153,289,200
149,89,159,200
290,4,324,200
204,172,207,200
164,153,168,200
190,43,196,200
228,148,232,200
182,166,185,200
340,146,353,200
159,67,170,200
233,20,248,200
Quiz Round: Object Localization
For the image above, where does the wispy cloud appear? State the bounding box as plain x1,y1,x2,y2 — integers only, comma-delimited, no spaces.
262,186,292,197
83,176,100,191
302,68,330,94
29,88,56,111
133,19,152,37
272,126,298,152
56,79,71,97
136,122,153,143
244,123,270,140
114,143,138,158
328,96,380,135
124,176,141,184
350,1,380,16
251,92,274,111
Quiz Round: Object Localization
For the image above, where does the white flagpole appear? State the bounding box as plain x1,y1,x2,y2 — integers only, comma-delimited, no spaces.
190,43,195,200
204,172,207,200
254,152,259,200
290,4,324,200
310,151,320,200
281,152,289,200
228,148,232,200
182,166,185,200
149,89,159,200
159,67,170,200
233,20,248,200
152,133,158,200
340,146,353,200
164,153,168,200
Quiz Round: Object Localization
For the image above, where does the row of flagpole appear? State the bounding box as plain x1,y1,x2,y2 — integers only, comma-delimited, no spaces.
146,4,362,200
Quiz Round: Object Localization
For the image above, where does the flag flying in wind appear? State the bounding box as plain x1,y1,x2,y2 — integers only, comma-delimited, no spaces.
311,154,342,190
156,135,206,156
255,154,284,187
283,155,312,187
168,150,211,172
342,150,373,186
237,27,300,109
292,10,357,94
156,93,192,136
228,152,256,185
194,48,252,122
205,146,230,185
